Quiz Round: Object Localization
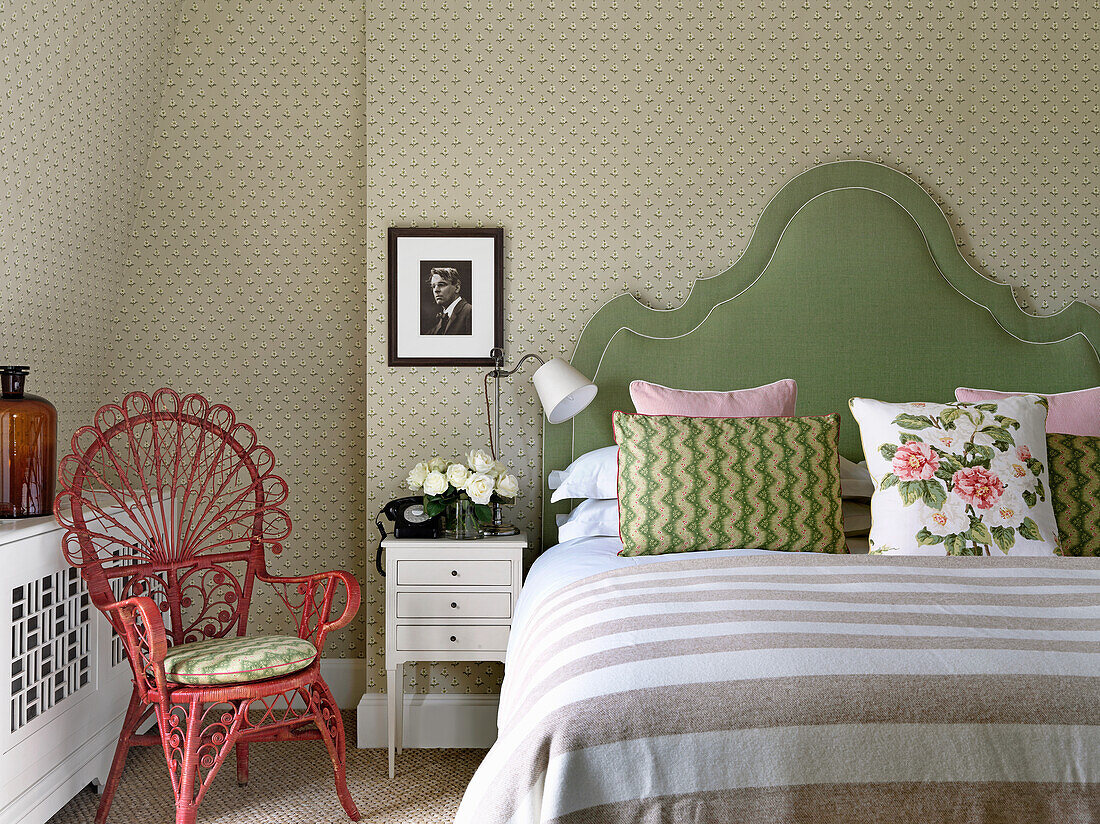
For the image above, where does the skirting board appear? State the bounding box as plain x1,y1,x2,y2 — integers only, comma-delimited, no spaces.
356,693,500,749
318,658,366,709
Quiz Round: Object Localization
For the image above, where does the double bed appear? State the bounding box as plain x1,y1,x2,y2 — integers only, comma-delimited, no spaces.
457,162,1100,822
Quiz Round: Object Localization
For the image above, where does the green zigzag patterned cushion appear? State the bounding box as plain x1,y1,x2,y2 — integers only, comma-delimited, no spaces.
613,411,846,556
162,635,318,686
1047,433,1100,557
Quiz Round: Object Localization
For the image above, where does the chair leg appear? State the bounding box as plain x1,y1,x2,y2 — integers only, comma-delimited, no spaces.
172,698,204,824
175,802,199,824
95,690,144,824
311,680,360,821
236,742,250,785
164,697,244,824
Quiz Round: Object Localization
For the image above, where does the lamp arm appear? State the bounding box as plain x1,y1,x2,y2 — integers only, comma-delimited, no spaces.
485,349,547,461
499,352,546,377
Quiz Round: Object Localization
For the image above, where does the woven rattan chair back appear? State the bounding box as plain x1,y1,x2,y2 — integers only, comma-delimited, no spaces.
56,388,290,647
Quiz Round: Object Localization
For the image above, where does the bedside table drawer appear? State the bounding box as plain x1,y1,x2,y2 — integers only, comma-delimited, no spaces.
395,624,510,652
397,591,512,619
396,559,512,586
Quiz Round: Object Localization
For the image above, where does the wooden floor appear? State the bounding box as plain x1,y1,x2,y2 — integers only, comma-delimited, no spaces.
49,712,486,823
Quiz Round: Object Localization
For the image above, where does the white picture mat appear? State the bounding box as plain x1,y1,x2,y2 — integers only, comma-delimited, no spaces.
396,235,497,360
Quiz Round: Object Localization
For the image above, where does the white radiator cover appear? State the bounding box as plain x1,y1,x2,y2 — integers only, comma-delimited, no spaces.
0,514,132,824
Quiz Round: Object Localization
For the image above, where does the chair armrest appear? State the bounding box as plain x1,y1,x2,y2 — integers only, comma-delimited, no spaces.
102,596,169,699
258,570,361,653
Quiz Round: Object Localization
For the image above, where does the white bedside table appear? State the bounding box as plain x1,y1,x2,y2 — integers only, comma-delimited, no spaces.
383,532,526,778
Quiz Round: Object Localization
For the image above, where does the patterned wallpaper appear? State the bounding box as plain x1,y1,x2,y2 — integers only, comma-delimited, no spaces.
102,0,1099,695
1,0,181,450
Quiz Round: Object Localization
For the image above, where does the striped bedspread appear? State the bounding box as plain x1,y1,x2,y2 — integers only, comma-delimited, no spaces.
456,553,1100,823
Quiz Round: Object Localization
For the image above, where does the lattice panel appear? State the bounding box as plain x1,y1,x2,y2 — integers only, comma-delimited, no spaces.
107,562,127,668
10,568,91,732
111,625,126,668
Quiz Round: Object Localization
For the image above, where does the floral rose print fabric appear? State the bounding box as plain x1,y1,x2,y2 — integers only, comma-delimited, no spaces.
850,395,1061,556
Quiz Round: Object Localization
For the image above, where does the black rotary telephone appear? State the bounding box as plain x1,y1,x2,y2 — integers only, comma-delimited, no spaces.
374,496,442,576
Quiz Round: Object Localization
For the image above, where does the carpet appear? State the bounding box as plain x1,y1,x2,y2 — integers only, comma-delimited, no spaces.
49,712,486,823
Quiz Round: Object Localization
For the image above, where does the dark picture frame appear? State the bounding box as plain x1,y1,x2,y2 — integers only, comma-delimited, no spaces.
387,227,504,367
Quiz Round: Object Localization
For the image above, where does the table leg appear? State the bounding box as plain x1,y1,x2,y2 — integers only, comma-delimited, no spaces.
395,661,404,754
387,667,397,778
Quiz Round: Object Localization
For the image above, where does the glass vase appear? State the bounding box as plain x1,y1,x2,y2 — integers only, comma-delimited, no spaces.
443,496,480,540
0,366,57,518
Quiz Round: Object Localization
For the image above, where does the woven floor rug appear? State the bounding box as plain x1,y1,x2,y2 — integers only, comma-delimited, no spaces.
49,712,486,823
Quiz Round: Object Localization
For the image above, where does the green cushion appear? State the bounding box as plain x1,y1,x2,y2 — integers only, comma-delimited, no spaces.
613,411,846,556
162,635,318,686
1047,433,1100,557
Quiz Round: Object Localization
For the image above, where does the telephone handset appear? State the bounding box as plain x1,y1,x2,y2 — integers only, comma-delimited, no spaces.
374,496,442,576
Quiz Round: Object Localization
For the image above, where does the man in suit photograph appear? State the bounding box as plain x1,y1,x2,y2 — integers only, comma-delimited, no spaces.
427,266,472,335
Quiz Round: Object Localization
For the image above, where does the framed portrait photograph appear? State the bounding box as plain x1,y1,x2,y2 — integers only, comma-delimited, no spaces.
387,227,504,366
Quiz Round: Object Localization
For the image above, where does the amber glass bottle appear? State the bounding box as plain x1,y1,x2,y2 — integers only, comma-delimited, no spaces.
0,366,57,518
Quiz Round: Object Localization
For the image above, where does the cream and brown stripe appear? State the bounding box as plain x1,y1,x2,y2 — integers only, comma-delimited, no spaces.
549,783,1100,824
459,554,1100,824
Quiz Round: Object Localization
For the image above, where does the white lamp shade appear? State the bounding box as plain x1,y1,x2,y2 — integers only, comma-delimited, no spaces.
532,358,598,424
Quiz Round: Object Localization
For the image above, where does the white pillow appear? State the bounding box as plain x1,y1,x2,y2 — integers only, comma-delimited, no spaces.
839,456,874,499
548,446,618,502
557,498,619,542
556,497,871,543
850,395,1060,556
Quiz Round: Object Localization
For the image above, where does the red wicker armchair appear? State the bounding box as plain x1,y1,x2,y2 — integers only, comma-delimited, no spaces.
55,389,360,824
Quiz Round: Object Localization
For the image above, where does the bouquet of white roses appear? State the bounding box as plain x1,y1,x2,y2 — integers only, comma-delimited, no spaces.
406,448,520,522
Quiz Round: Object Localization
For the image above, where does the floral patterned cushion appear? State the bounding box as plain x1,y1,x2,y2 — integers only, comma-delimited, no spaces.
162,635,318,686
850,395,1061,556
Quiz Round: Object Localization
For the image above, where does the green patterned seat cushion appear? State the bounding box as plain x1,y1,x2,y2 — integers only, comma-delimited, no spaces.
613,411,846,556
1047,433,1100,557
162,635,318,686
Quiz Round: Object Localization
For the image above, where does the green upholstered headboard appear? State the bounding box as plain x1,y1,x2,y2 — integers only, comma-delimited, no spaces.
541,160,1100,550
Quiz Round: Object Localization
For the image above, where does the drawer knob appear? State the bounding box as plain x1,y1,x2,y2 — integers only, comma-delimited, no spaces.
450,601,458,609
450,635,457,642
451,570,458,577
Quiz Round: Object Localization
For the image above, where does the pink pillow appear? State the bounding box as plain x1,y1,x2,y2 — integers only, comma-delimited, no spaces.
955,385,1100,436
629,378,797,417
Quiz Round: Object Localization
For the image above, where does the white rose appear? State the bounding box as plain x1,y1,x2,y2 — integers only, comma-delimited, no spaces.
489,460,508,479
427,457,448,473
496,473,519,500
465,472,495,505
422,471,448,497
406,462,429,491
466,448,495,474
446,463,470,489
